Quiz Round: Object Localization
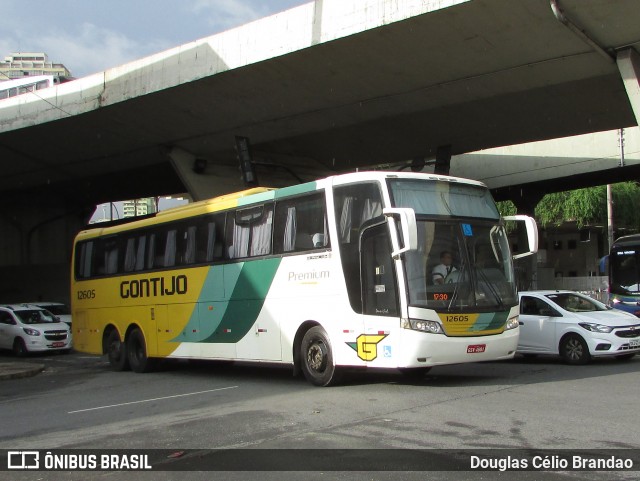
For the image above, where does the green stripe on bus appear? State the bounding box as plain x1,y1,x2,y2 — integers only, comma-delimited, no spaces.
273,182,318,199
468,311,509,332
201,258,281,343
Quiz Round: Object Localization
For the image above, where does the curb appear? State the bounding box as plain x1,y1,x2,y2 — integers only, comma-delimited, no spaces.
0,362,45,380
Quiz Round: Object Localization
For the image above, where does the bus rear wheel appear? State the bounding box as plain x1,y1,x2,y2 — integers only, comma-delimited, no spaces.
127,328,156,373
300,326,339,387
105,329,129,371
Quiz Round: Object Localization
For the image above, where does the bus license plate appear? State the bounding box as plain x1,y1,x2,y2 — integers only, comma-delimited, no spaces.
52,342,65,348
467,344,486,354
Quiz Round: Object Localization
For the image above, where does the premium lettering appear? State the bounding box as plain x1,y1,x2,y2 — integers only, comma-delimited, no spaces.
120,275,187,298
288,270,330,282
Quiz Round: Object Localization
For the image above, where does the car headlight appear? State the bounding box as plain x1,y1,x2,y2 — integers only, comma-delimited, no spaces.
579,322,613,333
22,327,41,336
405,319,444,334
505,316,519,330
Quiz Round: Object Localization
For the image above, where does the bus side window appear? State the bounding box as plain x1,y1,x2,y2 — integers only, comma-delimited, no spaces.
164,229,177,267
333,182,384,313
123,235,147,272
183,225,197,265
197,213,225,263
76,241,94,279
227,204,273,259
273,192,329,254
104,238,119,274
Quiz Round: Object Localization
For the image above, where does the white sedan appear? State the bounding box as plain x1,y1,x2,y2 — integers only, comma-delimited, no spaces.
517,291,640,364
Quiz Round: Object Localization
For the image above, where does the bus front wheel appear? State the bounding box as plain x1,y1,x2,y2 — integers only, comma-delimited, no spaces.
300,326,339,387
127,328,156,373
105,329,130,371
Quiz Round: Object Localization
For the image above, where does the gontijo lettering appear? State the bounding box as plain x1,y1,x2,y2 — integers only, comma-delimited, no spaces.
120,275,187,298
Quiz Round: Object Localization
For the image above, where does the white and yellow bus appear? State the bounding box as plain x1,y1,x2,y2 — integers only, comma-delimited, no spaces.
71,172,537,386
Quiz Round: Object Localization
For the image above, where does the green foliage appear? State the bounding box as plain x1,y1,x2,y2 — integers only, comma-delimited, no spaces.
500,182,640,231
495,200,518,233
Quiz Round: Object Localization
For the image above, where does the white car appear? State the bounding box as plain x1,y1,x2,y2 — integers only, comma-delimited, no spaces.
518,291,640,364
27,302,72,326
0,304,72,356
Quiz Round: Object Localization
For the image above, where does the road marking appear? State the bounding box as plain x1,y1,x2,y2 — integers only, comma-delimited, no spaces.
67,386,238,414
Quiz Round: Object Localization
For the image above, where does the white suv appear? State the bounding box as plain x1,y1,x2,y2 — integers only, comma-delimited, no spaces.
0,304,72,356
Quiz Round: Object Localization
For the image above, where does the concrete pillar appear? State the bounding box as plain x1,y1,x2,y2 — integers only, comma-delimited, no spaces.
617,48,640,127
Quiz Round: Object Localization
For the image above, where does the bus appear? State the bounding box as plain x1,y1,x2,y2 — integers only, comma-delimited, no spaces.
607,234,640,317
71,172,538,386
0,75,67,101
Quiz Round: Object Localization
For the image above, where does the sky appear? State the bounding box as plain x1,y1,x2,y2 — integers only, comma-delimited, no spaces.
1,0,307,79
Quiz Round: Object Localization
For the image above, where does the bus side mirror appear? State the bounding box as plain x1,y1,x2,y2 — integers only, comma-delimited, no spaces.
504,215,538,260
383,208,418,259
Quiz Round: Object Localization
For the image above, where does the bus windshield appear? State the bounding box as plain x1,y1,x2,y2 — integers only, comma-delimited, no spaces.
610,247,640,295
388,179,516,311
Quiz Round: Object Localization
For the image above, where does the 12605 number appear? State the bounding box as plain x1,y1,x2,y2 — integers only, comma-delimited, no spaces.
77,289,96,300
444,315,469,323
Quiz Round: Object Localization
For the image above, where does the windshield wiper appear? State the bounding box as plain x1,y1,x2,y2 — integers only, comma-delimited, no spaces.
448,257,466,311
476,266,505,310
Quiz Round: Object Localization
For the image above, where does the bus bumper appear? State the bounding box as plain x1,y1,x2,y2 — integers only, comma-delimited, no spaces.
394,327,519,368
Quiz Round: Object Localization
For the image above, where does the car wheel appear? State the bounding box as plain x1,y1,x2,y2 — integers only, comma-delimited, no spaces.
127,328,156,373
560,334,591,365
12,338,28,357
105,329,130,371
300,326,339,387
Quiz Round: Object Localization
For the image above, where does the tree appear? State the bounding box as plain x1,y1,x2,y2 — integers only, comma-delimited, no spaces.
496,182,640,232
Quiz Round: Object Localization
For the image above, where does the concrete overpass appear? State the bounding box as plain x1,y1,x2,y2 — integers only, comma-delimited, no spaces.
453,127,640,207
1,0,640,302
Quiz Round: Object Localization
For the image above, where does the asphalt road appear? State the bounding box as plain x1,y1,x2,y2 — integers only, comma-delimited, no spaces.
0,351,638,481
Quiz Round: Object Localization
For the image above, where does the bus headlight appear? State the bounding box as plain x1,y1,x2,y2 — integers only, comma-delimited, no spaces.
505,317,519,331
408,319,444,334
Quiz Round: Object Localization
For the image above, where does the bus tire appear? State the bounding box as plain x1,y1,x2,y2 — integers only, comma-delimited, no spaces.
300,326,339,387
105,329,130,371
127,328,156,373
560,334,591,365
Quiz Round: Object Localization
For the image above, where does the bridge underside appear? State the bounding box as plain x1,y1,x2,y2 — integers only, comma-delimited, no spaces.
1,0,640,303
1,0,639,207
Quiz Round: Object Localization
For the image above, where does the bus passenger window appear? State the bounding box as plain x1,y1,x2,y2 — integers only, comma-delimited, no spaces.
183,226,197,265
123,235,146,272
227,205,273,259
273,192,328,254
164,230,177,267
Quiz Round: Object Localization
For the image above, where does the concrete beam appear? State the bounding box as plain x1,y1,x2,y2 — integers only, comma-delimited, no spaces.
617,48,640,127
167,147,244,201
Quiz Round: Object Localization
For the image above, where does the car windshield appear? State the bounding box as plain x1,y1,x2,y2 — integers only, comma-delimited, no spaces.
14,309,58,324
544,293,608,312
39,304,69,316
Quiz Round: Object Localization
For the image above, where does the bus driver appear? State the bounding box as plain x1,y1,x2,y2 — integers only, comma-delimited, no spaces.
432,251,456,285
